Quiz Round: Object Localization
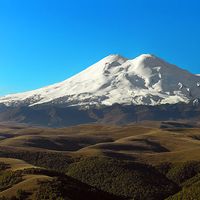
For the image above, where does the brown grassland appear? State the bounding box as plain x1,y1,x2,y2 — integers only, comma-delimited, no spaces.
0,121,199,199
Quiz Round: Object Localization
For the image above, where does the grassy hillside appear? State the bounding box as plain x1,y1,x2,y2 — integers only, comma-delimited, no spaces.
66,157,179,200
1,123,200,166
165,173,200,200
0,122,200,199
0,158,123,200
157,161,200,200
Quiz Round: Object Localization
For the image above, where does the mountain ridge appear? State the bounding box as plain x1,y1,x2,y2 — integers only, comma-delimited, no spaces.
1,54,200,108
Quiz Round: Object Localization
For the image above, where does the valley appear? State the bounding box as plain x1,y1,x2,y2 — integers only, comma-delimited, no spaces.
0,122,200,164
0,122,199,199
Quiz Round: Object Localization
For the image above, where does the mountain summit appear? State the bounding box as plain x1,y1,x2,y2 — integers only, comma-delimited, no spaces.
1,54,200,107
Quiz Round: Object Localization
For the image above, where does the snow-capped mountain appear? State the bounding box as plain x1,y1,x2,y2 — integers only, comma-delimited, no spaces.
1,54,200,108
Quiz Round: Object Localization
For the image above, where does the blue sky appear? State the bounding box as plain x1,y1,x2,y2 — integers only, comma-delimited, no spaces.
0,0,200,96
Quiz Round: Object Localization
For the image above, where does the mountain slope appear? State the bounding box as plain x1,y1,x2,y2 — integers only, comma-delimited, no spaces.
0,102,200,127
0,54,200,108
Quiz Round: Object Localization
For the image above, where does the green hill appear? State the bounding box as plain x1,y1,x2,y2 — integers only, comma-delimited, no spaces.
66,156,179,200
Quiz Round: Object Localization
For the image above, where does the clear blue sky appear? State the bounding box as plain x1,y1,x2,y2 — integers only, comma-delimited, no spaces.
0,0,200,96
